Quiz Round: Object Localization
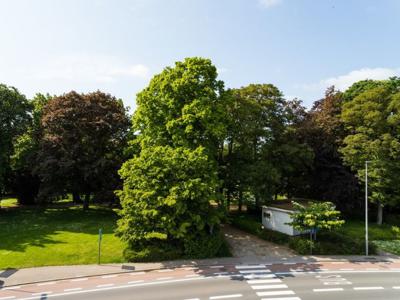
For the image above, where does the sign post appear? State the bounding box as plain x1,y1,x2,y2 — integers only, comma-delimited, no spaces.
98,228,102,265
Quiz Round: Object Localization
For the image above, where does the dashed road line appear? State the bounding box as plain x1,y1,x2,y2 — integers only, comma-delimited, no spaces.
0,297,16,300
37,281,56,286
1,286,21,290
251,284,288,290
393,286,400,289
209,294,242,299
260,297,301,300
247,279,282,284
210,265,225,269
64,288,82,292
96,284,114,288
156,277,173,280
127,280,144,284
243,274,276,279
256,290,295,296
184,298,200,300
158,269,174,272
313,288,344,292
101,274,118,279
353,286,384,290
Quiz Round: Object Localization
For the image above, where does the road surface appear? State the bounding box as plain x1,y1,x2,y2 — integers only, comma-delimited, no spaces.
1,261,400,300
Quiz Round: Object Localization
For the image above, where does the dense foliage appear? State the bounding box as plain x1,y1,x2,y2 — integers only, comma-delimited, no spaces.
35,91,130,208
117,58,229,259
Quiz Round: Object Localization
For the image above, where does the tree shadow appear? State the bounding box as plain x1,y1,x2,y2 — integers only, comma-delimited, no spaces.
0,205,118,253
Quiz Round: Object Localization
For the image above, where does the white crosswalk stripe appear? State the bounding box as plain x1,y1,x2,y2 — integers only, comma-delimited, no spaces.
237,265,301,300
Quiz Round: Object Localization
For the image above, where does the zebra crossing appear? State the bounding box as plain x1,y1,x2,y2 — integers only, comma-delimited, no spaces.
236,264,301,300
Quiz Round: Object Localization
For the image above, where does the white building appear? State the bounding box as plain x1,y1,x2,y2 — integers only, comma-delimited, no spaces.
261,205,302,236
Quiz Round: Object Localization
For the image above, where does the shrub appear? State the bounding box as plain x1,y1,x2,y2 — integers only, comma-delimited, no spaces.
289,231,377,255
184,231,232,259
123,244,183,262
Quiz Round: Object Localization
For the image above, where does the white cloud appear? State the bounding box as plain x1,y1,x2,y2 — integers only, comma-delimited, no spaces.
300,67,400,92
30,54,150,83
259,0,283,9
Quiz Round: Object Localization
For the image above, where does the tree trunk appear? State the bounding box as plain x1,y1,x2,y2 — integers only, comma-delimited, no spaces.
227,191,231,212
376,202,383,225
83,193,90,210
238,190,243,212
72,192,81,203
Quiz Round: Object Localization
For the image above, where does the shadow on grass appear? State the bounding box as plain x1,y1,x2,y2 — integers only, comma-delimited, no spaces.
0,205,118,252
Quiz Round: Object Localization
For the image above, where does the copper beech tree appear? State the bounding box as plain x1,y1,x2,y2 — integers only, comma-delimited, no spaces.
35,91,130,209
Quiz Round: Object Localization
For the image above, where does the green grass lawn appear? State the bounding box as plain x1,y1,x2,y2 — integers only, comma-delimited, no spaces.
0,203,126,269
338,220,397,241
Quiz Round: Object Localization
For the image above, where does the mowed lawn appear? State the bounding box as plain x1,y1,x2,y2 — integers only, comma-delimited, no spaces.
0,200,126,269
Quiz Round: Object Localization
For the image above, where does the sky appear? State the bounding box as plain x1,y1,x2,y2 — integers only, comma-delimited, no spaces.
0,0,399,110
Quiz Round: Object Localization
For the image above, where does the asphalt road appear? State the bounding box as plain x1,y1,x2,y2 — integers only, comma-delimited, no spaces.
3,263,400,300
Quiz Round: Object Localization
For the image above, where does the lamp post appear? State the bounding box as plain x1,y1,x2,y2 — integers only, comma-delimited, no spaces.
365,161,370,256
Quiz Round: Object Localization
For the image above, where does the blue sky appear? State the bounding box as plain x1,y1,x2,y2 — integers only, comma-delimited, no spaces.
0,0,399,110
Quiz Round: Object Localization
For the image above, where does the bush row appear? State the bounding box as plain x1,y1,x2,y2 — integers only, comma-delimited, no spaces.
230,213,376,255
123,230,232,262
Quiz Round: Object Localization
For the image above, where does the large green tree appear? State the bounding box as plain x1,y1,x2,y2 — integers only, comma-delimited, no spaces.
0,84,31,195
222,84,312,210
340,77,400,224
10,93,51,204
117,57,228,256
35,91,130,208
297,87,361,214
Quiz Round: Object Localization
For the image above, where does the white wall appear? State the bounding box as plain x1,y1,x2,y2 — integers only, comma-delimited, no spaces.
261,206,300,236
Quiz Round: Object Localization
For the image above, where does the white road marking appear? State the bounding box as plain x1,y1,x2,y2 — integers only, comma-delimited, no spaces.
156,277,173,280
257,290,295,296
239,269,271,274
101,274,118,279
158,269,174,272
235,265,266,269
210,265,224,269
184,298,200,300
1,286,21,290
251,284,288,290
70,278,88,282
313,288,344,292
331,262,345,264
283,262,296,265
353,286,384,290
38,281,56,286
130,271,145,276
63,288,82,292
275,270,400,275
260,298,301,300
209,294,242,299
127,280,144,284
247,279,282,284
0,297,16,300
32,291,53,296
340,268,354,271
243,274,276,279
96,284,114,288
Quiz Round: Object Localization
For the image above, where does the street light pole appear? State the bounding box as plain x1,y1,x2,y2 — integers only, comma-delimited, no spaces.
365,161,369,256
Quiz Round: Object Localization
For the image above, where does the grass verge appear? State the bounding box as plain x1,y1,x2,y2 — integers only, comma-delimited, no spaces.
0,204,125,269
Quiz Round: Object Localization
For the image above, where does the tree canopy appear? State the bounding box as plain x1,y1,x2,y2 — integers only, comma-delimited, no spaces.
35,91,130,208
